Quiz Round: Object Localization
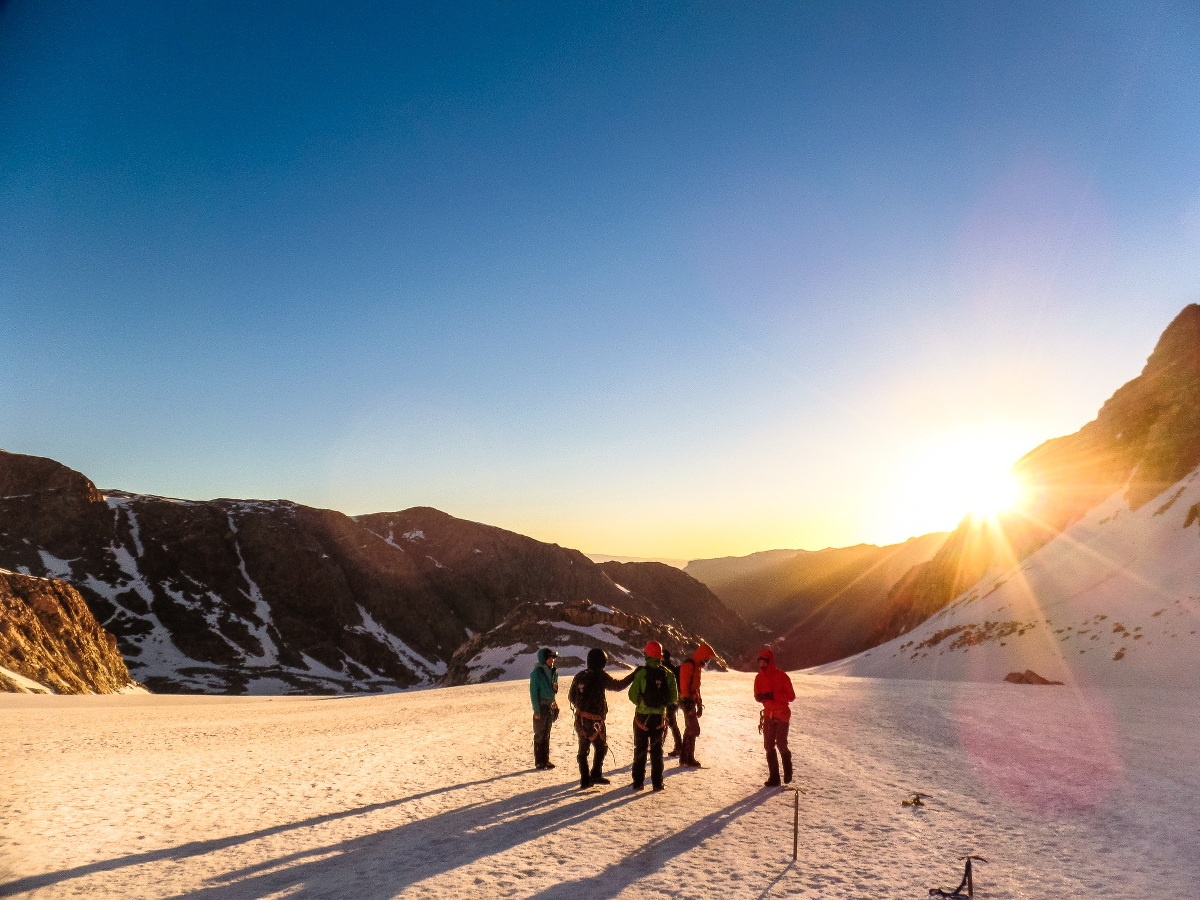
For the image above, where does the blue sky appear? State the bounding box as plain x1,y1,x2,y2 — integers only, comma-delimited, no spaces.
2,1,1199,558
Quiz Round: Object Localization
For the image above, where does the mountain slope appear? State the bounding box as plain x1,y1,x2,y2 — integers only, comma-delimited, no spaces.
687,534,947,668
862,304,1200,652
820,304,1200,685
0,453,752,693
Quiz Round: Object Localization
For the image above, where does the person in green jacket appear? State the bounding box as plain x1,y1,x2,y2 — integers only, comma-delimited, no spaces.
627,640,679,791
529,648,559,770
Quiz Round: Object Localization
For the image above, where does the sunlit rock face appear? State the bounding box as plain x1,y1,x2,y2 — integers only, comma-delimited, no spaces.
0,452,753,693
866,303,1200,651
0,570,133,694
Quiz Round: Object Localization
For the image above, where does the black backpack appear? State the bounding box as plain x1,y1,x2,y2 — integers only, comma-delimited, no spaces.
569,670,606,716
639,665,670,708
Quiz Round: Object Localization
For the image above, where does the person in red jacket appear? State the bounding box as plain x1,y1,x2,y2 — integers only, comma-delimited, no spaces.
753,646,796,787
677,641,716,767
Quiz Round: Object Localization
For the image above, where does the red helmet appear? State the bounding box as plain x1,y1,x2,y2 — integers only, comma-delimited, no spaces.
643,640,663,659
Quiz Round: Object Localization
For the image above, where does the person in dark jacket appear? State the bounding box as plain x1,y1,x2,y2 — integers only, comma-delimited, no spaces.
754,646,796,787
529,648,559,770
568,648,636,788
677,641,716,767
627,640,679,791
662,648,684,758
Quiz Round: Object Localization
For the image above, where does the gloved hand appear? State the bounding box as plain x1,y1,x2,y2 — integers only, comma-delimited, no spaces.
696,702,704,718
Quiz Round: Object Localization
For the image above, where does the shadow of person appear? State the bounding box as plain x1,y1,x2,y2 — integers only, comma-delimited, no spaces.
0,769,530,899
524,790,774,900
159,778,644,900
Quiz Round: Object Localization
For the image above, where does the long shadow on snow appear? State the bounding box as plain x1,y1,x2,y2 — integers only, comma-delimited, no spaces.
524,789,774,900
0,770,530,898
166,777,647,899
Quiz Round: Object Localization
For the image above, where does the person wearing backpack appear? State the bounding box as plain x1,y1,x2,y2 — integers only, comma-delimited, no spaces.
529,648,559,770
627,640,679,792
661,647,684,758
677,641,716,767
567,648,637,789
754,646,796,787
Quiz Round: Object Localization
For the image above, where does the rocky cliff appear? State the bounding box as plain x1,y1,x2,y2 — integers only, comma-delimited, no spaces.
0,570,133,693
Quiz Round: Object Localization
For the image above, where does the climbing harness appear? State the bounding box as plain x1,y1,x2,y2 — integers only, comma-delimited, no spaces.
929,855,987,898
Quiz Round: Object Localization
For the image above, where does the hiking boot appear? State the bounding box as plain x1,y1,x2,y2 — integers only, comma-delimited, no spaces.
591,776,611,786
763,776,782,787
652,784,665,792
632,783,645,792
666,748,680,757
580,778,591,789
543,761,556,769
682,759,702,768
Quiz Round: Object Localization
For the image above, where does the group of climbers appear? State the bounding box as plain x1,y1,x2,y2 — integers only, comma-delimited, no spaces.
528,639,795,791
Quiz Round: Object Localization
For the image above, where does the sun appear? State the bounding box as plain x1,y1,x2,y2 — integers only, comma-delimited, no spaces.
874,425,1034,541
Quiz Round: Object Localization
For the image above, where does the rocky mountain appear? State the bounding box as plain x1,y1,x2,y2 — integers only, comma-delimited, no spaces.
0,452,754,693
686,533,948,668
0,569,135,693
821,304,1200,685
861,303,1200,652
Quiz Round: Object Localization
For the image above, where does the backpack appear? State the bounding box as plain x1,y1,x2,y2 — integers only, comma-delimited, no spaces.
639,665,670,709
569,670,606,716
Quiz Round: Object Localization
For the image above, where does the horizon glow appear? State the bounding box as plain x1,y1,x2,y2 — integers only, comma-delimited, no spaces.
2,1,1198,560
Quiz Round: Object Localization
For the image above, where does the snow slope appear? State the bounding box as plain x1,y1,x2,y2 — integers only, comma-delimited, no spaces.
817,470,1200,687
2,672,1195,898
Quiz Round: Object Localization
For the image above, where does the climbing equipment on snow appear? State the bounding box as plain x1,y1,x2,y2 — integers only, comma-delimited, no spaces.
902,792,931,807
929,855,987,898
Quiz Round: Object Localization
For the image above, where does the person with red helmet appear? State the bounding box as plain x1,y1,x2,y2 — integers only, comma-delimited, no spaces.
677,641,716,767
753,646,796,787
627,640,679,792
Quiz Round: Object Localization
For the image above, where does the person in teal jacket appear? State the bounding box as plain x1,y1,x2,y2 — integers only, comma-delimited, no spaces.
627,640,679,791
529,648,559,769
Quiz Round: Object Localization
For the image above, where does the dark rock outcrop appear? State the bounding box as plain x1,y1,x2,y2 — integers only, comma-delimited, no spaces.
0,570,133,693
1004,670,1063,686
867,304,1200,649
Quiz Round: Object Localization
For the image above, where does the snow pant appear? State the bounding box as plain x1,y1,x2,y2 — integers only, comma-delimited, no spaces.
575,714,608,786
763,717,792,784
632,713,666,789
665,703,683,754
533,702,555,767
680,699,701,765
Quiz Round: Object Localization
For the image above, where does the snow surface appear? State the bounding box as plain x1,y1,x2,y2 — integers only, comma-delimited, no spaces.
2,672,1195,898
818,472,1200,687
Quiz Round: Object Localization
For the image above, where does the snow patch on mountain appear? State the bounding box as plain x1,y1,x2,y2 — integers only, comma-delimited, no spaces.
818,468,1200,686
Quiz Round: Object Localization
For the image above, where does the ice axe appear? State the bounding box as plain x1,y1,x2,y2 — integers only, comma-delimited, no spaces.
929,855,987,898
782,785,807,860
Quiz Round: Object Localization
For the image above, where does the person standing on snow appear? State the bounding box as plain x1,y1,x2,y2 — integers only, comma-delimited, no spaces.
677,641,716,767
627,640,679,792
530,648,559,770
754,646,796,787
661,647,684,758
568,648,636,789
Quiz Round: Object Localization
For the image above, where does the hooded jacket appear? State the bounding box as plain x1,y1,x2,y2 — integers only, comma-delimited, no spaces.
753,647,795,721
628,656,679,715
678,642,716,703
529,648,559,713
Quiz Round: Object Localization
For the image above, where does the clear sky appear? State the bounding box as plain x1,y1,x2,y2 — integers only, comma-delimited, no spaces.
2,1,1199,560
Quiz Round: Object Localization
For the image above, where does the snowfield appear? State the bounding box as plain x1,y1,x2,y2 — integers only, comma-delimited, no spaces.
2,672,1196,898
